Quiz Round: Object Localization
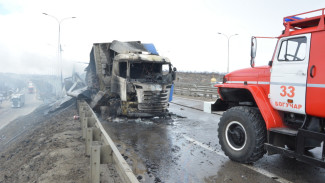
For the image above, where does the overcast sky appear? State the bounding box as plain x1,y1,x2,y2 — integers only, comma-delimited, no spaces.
0,0,324,76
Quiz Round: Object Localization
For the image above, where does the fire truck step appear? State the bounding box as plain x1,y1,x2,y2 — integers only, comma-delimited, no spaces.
269,127,298,136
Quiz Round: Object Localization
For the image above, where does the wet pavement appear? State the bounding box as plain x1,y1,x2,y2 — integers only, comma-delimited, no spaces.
101,97,325,183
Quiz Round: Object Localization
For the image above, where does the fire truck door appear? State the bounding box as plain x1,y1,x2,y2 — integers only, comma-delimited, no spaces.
270,33,311,114
306,31,325,118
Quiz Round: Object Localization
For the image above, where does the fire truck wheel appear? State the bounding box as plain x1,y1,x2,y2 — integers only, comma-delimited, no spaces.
218,106,266,163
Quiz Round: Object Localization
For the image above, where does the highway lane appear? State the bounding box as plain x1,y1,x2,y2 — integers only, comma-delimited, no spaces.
0,92,42,130
101,96,325,183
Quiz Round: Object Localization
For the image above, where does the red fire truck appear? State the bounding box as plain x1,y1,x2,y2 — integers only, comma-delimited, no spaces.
28,81,34,94
213,9,325,168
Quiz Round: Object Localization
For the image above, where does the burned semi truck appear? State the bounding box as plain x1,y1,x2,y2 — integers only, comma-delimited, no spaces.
11,93,25,108
85,40,176,117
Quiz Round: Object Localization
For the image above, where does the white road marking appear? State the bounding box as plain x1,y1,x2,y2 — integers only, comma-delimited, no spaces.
183,135,226,157
183,135,293,183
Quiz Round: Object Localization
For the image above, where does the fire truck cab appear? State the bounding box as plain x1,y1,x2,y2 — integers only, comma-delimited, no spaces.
214,9,325,168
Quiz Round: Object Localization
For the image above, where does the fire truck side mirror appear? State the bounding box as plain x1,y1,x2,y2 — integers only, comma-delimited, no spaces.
250,36,257,68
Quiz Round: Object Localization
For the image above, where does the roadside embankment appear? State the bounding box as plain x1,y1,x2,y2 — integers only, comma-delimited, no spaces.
0,103,89,183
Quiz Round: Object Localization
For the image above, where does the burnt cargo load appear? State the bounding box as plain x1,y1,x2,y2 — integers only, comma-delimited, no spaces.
85,40,176,117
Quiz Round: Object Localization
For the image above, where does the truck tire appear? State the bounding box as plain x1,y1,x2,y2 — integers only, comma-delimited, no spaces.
218,106,266,163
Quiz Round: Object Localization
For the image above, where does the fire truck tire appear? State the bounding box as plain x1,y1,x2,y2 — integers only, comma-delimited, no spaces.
218,106,266,163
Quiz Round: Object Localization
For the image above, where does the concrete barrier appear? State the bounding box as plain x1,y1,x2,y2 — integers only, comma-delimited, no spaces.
77,100,139,183
203,101,214,113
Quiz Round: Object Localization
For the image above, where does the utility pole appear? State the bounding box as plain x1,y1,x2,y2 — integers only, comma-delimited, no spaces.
218,33,239,73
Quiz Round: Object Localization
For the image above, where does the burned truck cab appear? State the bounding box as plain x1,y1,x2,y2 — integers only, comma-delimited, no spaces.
86,40,176,118
111,53,175,117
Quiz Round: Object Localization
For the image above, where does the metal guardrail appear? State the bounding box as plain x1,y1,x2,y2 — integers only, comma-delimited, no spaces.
173,83,219,99
78,100,139,183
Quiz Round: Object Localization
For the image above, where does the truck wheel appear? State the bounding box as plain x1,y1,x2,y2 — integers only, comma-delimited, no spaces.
218,106,266,163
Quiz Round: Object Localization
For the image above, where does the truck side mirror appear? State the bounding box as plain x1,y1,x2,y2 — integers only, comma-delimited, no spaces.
172,70,176,81
250,37,257,68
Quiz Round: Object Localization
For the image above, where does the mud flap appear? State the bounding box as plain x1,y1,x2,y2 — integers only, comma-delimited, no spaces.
211,99,229,112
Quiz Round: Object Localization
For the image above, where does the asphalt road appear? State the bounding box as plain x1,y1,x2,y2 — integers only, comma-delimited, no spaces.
0,92,42,130
101,96,325,183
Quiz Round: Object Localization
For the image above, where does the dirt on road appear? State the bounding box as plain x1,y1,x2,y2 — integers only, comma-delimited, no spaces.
0,102,89,183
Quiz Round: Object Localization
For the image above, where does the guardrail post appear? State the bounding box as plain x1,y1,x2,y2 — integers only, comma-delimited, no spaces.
86,128,93,156
78,102,85,111
87,127,102,156
77,100,81,110
80,110,85,122
79,104,85,118
91,142,101,183
82,117,88,139
78,101,140,183
79,106,84,114
82,113,95,139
